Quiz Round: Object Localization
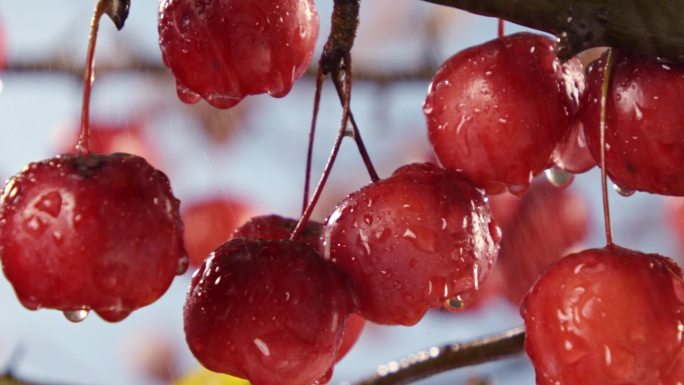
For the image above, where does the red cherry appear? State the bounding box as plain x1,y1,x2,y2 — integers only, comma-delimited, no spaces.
232,214,322,252
324,163,500,325
184,238,351,385
581,50,684,195
424,32,583,194
182,197,253,266
158,0,319,108
0,154,187,322
232,214,366,361
522,246,684,385
497,180,589,304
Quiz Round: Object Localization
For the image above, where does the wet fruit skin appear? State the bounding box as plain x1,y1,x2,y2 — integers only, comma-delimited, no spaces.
324,162,500,325
424,32,583,194
232,214,365,362
182,198,252,266
0,154,187,322
522,246,684,385
232,214,322,252
497,180,589,304
184,238,351,385
582,50,684,195
158,0,319,109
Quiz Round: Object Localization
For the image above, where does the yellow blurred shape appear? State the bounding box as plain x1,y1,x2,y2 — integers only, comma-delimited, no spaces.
174,368,250,385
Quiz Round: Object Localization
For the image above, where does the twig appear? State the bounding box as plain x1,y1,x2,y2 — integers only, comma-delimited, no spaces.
354,326,526,385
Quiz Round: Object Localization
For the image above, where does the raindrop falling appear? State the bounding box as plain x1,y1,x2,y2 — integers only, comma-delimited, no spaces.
545,167,575,188
613,184,635,197
64,309,90,323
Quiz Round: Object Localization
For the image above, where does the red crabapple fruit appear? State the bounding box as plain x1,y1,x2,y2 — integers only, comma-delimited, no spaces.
231,214,365,361
182,197,253,266
522,246,684,385
497,180,589,304
158,0,319,108
232,214,322,252
0,154,187,322
424,33,583,194
184,238,351,385
324,162,500,325
582,50,684,195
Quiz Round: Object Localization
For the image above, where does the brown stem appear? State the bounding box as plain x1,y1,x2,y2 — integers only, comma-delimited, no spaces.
497,18,504,37
320,0,360,75
599,49,616,246
291,65,353,241
77,0,110,158
330,57,380,182
418,0,684,63
302,67,326,214
354,326,526,385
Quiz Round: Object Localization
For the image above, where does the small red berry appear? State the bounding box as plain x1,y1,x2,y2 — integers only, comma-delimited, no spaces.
158,0,319,108
184,238,351,385
424,33,583,194
182,197,253,266
324,163,500,325
522,246,684,385
232,214,322,252
231,214,366,361
582,50,684,195
0,154,187,322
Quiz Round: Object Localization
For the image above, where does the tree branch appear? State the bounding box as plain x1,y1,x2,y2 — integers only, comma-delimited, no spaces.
353,326,526,385
420,0,684,63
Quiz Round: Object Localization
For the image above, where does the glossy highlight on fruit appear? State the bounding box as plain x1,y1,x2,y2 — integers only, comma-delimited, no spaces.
581,50,684,195
184,238,351,385
522,246,684,385
158,0,319,108
0,154,187,322
424,32,583,194
324,162,500,325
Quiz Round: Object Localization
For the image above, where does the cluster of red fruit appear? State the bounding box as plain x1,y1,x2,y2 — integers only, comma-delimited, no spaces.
0,1,683,385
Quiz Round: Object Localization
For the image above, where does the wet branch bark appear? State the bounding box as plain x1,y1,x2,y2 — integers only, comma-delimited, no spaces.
420,0,684,63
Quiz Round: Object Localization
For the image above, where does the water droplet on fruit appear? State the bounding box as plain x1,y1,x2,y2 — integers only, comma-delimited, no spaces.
2,178,19,204
35,191,62,217
488,221,502,243
206,93,242,109
176,83,201,104
176,255,189,275
613,184,635,197
507,183,530,197
545,167,574,187
24,215,46,237
64,309,90,323
444,296,465,312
